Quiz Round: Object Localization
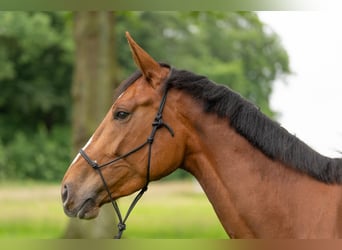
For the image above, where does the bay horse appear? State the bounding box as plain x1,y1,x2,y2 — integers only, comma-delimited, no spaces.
61,32,342,238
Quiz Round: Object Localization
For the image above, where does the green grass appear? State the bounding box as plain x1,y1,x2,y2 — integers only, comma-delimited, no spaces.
0,181,227,239
0,182,68,238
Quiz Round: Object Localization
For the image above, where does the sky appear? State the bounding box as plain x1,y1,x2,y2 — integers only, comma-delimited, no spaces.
258,11,342,157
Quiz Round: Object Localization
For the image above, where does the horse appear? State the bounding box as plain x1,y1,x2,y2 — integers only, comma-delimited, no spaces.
61,32,342,238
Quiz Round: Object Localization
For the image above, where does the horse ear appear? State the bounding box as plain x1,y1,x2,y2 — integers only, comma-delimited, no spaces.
125,32,163,88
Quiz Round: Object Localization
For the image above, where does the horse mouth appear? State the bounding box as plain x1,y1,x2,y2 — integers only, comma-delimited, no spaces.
64,198,100,219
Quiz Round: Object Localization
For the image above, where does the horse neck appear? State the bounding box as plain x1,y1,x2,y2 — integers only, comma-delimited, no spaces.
181,109,272,237
176,93,342,238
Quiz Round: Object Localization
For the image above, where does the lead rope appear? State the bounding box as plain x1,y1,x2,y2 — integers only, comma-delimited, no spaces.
79,81,174,239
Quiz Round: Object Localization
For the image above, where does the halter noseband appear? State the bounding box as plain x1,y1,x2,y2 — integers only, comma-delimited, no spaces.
79,69,174,239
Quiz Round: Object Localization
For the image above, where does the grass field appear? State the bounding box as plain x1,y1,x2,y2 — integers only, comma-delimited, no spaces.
0,181,227,239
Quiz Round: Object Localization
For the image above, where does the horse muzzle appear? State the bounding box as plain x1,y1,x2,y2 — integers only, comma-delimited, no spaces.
61,183,100,219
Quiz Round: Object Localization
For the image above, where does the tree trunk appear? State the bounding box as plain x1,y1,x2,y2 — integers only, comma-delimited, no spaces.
63,11,118,239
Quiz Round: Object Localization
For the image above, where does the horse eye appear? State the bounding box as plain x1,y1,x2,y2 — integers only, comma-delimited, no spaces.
114,111,130,120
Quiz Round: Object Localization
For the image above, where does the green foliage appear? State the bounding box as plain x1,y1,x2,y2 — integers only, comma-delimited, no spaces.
0,12,73,142
0,12,73,181
0,126,71,181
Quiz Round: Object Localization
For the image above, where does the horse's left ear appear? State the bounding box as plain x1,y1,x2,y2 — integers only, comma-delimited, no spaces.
126,32,163,88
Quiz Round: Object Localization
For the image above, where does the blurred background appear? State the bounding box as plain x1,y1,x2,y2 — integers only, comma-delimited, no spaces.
0,11,324,238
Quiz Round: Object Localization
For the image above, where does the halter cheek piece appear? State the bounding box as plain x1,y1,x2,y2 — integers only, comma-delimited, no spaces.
79,69,174,239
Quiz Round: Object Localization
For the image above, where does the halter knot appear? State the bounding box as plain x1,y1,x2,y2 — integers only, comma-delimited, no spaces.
90,161,99,170
152,114,163,128
152,116,175,137
117,222,126,232
147,137,154,144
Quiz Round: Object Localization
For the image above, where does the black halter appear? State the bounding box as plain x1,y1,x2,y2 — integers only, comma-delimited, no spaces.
79,70,174,239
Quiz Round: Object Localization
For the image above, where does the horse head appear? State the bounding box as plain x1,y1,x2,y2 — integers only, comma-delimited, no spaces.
61,32,186,220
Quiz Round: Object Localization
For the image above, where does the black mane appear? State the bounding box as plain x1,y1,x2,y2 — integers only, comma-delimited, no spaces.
117,66,342,184
165,68,342,184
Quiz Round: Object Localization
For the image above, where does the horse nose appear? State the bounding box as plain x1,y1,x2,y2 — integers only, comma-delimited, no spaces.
61,184,69,204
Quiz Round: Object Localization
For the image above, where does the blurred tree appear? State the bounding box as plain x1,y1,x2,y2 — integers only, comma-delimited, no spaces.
63,11,119,239
70,11,117,155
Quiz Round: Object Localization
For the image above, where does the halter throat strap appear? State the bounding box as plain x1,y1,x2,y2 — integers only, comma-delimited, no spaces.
79,69,174,239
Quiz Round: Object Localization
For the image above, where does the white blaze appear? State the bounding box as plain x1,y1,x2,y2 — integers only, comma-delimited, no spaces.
70,135,94,165
117,90,127,101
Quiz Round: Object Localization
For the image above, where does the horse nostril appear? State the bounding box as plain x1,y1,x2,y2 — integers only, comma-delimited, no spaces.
62,184,69,204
